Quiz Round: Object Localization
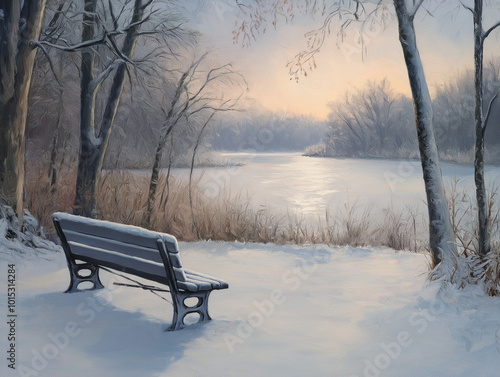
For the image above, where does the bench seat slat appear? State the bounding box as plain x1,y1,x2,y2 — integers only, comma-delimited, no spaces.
69,242,169,284
172,266,187,282
177,280,201,292
185,270,229,288
64,230,163,264
184,276,219,290
175,270,229,292
185,271,228,290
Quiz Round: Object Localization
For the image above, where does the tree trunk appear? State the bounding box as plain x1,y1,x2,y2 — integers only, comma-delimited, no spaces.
74,0,99,217
0,0,47,215
74,0,144,217
393,0,457,267
473,0,490,256
146,142,164,226
159,135,175,211
146,71,189,225
97,0,144,170
189,113,216,238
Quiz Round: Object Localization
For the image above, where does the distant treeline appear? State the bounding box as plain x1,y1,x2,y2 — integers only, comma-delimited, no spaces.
306,61,500,164
207,112,327,152
26,61,326,169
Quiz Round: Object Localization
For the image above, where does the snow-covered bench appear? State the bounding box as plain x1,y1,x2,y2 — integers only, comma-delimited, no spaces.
52,212,228,331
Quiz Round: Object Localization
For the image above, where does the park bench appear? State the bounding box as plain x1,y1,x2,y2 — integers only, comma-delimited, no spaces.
52,212,228,331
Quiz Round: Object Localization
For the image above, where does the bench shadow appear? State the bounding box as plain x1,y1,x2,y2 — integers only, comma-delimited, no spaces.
19,291,210,376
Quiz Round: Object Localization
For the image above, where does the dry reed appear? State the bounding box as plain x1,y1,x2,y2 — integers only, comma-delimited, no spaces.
23,165,497,255
22,164,500,295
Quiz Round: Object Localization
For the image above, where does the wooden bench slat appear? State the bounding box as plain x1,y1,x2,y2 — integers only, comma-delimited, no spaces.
177,280,205,292
163,239,179,254
185,276,219,290
185,271,229,290
169,253,182,268
172,266,187,282
69,241,169,283
64,230,163,264
55,213,176,250
77,254,169,286
185,269,229,285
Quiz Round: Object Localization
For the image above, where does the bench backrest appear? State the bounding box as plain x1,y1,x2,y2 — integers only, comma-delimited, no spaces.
52,212,186,291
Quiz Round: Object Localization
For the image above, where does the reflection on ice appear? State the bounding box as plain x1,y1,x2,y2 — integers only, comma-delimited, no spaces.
170,153,500,218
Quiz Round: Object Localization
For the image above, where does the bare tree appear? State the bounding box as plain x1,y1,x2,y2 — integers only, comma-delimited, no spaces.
461,0,500,256
326,79,415,157
0,0,47,215
235,0,458,270
39,0,189,217
145,53,245,226
392,0,458,269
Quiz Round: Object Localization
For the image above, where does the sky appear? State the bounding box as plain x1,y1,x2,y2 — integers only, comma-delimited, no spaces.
184,0,500,120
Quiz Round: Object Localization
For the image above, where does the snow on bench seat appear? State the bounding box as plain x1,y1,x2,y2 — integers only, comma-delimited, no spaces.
52,212,228,331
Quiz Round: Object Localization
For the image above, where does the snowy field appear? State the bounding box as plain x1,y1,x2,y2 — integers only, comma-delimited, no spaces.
2,241,500,377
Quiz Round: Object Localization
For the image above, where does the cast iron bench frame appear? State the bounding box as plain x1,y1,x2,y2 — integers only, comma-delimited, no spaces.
52,212,228,331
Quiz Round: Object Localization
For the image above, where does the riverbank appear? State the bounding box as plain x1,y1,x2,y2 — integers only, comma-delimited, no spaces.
303,143,500,166
24,153,500,253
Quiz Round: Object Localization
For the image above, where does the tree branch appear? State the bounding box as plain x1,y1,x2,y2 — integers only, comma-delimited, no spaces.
483,90,499,134
483,20,500,40
459,1,474,14
141,0,154,11
88,59,123,94
409,0,424,18
35,34,107,51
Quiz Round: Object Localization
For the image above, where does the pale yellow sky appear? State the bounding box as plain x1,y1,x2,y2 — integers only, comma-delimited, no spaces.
190,0,500,120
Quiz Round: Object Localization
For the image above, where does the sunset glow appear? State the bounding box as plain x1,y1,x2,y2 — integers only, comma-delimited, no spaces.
191,1,499,119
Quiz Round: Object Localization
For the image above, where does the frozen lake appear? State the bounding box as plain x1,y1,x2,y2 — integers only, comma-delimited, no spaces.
172,153,500,218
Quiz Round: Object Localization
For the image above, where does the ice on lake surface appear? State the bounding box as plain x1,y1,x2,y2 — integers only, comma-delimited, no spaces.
172,153,500,217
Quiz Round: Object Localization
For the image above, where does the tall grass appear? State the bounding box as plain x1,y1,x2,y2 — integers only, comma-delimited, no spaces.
23,165,500,294
445,179,500,294
23,165,496,255
25,165,430,250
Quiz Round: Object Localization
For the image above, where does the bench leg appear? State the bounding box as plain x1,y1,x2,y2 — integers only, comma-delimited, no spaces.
167,291,212,331
65,261,105,293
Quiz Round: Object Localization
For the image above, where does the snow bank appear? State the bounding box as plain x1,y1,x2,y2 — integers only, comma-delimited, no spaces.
0,205,60,261
1,241,499,377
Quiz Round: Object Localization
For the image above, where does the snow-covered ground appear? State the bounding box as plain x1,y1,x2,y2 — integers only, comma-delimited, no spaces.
1,241,500,377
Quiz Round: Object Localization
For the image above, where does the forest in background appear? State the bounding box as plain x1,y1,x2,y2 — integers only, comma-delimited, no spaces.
306,61,500,163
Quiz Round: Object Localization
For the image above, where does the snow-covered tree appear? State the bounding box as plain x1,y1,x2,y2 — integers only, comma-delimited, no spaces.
325,79,416,158
146,53,245,226
0,0,47,215
462,0,500,256
38,0,190,218
234,0,458,270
